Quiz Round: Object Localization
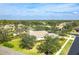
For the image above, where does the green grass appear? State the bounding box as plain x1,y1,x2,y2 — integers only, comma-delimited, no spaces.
1,37,67,55
53,39,66,55
59,39,66,45
1,38,41,55
60,40,73,55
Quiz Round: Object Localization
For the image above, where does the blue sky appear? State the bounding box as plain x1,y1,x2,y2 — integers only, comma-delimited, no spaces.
0,3,79,20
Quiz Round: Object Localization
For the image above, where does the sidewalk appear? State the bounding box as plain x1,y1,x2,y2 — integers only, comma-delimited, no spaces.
55,36,75,55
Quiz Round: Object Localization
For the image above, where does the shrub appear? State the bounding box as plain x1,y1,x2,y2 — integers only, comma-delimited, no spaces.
3,42,14,48
59,38,66,41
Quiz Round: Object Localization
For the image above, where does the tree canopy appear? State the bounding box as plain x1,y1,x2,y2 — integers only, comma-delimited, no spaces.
37,36,61,55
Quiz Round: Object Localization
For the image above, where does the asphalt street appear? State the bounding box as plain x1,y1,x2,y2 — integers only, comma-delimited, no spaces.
0,46,23,55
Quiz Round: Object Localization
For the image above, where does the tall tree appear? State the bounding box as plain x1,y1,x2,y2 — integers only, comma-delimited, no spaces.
20,34,36,49
0,30,11,43
37,36,61,55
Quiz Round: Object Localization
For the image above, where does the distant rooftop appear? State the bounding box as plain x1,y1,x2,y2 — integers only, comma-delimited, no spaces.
75,28,79,32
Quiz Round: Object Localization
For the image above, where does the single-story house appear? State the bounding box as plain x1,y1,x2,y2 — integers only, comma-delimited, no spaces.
56,22,66,30
29,30,58,40
29,30,48,40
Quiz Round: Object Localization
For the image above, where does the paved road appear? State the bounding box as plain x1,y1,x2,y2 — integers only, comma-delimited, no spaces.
0,46,23,55
68,36,79,55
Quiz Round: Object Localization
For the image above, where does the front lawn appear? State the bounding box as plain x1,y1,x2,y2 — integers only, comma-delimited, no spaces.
1,37,67,55
1,37,41,55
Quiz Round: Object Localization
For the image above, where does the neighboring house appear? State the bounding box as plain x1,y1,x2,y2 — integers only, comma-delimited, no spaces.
14,24,26,35
75,28,79,32
29,30,58,40
17,24,26,32
56,21,74,30
18,24,25,29
4,24,15,31
56,22,66,30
